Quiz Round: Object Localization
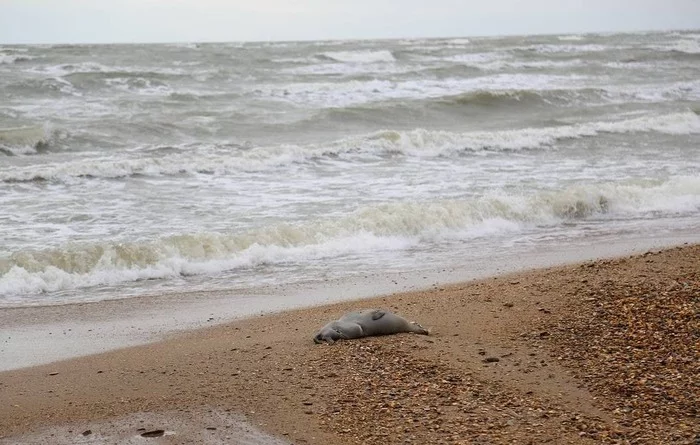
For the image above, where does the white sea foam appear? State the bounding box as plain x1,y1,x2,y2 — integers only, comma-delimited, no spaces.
319,50,396,63
2,175,698,298
524,44,611,53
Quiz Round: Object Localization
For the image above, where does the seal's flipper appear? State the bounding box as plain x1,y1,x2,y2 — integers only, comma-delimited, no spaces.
370,309,386,321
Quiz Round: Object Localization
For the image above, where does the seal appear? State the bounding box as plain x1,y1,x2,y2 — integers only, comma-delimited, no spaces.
313,309,429,344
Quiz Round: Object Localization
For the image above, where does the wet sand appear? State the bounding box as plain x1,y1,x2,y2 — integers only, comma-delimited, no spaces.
0,243,698,444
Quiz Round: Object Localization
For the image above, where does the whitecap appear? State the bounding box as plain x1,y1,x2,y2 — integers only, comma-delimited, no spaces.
319,50,396,63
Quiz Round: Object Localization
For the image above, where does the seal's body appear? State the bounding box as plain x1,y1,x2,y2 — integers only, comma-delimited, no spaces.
313,309,429,344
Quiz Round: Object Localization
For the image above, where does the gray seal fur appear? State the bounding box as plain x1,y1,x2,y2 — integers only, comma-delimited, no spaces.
313,309,429,344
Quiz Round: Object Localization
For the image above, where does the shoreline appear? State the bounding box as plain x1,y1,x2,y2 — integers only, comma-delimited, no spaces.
0,241,698,443
1,232,698,372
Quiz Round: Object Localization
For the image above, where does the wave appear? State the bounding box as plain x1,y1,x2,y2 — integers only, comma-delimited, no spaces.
259,74,594,108
2,175,698,298
431,87,610,107
19,62,185,95
609,79,700,103
28,62,186,78
519,44,612,54
657,39,700,54
444,52,509,65
2,111,698,182
358,111,700,155
557,35,584,41
0,54,35,64
0,125,69,155
58,70,175,95
317,50,396,63
284,74,700,109
435,52,590,71
165,42,200,50
9,63,186,97
282,52,587,77
282,61,412,76
448,38,471,44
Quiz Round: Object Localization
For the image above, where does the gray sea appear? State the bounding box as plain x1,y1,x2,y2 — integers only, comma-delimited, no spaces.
1,30,699,307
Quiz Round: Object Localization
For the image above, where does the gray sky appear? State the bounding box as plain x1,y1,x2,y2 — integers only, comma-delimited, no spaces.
1,0,699,44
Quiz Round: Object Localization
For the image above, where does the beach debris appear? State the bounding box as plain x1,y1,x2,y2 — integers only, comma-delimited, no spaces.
48,372,59,376
81,430,92,436
482,356,500,363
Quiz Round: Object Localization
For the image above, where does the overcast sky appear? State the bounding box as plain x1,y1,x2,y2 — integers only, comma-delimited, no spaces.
1,0,699,44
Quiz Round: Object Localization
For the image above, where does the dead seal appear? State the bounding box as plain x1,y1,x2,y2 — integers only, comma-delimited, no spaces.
313,309,429,344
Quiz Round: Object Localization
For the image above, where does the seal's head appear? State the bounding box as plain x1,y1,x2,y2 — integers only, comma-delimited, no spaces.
411,322,430,335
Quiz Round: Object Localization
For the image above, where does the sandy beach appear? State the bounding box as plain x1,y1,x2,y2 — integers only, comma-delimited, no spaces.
1,243,698,444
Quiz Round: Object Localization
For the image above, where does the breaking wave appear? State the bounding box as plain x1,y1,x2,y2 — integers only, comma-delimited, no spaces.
663,39,700,54
2,175,698,298
0,125,68,155
2,111,698,182
0,54,35,64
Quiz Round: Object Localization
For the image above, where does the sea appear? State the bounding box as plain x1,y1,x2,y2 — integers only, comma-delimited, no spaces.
1,30,699,307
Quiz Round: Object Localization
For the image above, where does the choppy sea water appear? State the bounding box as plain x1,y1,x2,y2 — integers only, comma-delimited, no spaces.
1,31,699,307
